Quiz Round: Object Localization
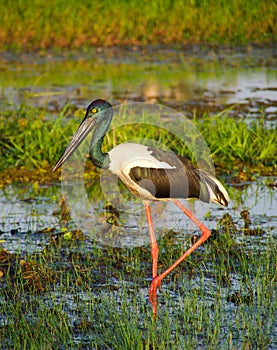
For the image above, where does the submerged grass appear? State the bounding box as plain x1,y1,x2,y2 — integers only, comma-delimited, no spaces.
0,104,276,185
0,0,276,50
0,215,276,349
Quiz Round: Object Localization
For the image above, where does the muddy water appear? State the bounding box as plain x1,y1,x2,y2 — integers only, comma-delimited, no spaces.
0,46,276,121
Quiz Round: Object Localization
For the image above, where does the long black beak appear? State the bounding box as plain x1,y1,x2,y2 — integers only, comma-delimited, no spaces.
52,117,96,172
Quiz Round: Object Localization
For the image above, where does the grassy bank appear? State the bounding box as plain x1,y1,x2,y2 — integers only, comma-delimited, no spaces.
0,104,276,185
0,0,276,51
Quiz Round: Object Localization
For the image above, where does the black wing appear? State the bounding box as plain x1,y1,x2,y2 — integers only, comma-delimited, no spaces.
128,148,211,202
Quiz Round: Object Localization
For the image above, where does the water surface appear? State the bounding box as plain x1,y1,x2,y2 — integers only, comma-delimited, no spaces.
1,46,276,121
1,177,276,253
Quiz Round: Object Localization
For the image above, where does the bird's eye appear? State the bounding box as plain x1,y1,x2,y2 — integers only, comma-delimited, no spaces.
91,108,97,114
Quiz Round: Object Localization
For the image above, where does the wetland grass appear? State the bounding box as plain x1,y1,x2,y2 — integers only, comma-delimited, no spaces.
0,0,276,50
196,114,277,170
0,215,276,349
1,105,276,185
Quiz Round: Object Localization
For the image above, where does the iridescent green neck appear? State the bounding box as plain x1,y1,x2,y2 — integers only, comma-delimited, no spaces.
90,135,109,169
89,113,112,169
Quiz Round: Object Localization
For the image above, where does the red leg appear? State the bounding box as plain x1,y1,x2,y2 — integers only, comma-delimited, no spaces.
144,203,159,316
149,199,211,312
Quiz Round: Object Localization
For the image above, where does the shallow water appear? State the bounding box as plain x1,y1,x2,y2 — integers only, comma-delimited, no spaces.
0,46,276,122
0,177,276,253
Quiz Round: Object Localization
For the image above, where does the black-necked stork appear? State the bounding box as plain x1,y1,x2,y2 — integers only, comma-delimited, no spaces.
53,99,229,316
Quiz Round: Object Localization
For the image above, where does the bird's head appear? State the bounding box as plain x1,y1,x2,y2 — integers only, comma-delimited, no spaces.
53,99,113,171
85,99,112,117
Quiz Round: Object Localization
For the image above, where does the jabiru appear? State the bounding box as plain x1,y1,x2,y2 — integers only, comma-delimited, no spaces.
53,99,229,316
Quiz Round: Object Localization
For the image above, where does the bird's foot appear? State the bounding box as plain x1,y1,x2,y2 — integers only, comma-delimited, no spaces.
149,276,162,316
